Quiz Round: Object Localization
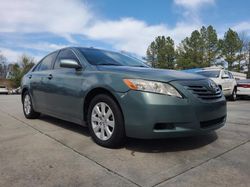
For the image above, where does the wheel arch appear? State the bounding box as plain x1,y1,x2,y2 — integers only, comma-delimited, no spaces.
21,87,29,103
83,87,124,123
234,85,237,91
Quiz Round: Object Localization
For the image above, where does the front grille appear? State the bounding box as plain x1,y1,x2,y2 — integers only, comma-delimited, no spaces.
187,85,222,100
200,116,226,129
178,80,223,100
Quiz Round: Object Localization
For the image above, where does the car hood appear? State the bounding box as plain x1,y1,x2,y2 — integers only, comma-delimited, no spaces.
96,66,205,82
209,77,218,82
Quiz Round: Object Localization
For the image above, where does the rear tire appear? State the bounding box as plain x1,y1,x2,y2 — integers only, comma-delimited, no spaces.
87,94,125,148
22,91,40,119
229,88,237,101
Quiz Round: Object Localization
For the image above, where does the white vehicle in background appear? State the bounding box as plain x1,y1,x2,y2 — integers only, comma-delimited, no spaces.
12,87,21,94
0,85,9,95
237,79,250,97
197,69,237,101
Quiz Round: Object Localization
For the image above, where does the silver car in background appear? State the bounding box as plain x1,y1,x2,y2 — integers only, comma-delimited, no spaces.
0,85,8,94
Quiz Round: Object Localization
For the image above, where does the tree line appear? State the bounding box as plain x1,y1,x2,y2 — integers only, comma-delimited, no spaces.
1,25,250,88
0,54,35,88
146,25,250,78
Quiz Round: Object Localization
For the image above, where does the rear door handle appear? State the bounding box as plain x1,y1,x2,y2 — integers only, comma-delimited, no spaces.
47,74,53,80
28,75,32,79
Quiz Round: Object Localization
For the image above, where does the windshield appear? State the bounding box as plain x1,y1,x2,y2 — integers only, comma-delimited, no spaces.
197,71,220,78
79,48,148,67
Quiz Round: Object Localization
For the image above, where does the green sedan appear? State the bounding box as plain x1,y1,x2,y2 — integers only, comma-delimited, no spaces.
21,47,227,148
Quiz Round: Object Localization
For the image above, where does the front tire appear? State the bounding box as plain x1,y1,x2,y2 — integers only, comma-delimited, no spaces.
87,94,125,148
22,91,40,119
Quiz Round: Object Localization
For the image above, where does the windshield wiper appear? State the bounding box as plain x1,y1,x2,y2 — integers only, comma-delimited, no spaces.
132,65,149,68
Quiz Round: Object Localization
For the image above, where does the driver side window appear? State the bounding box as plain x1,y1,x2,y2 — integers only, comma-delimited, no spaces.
228,72,234,79
221,70,229,79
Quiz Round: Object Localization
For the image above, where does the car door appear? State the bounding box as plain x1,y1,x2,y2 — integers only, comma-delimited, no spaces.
44,49,84,123
220,70,229,90
228,72,236,91
29,52,58,112
224,70,231,90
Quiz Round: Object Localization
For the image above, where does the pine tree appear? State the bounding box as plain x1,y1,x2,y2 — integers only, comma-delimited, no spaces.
176,26,219,69
219,28,243,71
176,30,204,69
146,36,175,69
205,25,219,65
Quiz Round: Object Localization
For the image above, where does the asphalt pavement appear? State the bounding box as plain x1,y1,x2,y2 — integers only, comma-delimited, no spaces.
0,95,249,187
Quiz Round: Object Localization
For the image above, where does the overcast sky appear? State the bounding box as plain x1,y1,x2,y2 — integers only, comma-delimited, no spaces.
0,0,250,62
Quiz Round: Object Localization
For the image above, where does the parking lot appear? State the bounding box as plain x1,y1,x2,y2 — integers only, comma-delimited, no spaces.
0,95,249,187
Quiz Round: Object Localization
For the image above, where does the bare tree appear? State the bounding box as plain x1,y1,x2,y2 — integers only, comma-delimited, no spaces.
11,54,35,87
238,32,249,72
0,52,7,78
238,32,250,78
247,42,250,78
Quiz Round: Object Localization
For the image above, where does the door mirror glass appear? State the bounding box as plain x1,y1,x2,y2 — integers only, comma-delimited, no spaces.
60,59,81,69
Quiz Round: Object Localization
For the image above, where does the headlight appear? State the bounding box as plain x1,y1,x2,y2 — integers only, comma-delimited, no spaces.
123,79,182,98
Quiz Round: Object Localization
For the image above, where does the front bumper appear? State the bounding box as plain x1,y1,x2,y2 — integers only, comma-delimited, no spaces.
116,86,227,139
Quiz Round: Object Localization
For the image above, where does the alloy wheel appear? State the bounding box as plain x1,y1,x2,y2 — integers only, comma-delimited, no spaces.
24,94,31,115
91,102,115,141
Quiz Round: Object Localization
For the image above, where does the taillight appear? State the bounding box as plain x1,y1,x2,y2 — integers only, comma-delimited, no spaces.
238,84,250,88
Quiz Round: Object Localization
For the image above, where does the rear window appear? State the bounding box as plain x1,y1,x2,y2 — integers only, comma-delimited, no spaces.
34,52,58,71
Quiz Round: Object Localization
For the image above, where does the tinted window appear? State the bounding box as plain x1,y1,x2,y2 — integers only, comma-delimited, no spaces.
197,71,220,78
38,52,57,71
223,71,229,76
79,48,147,67
54,49,79,69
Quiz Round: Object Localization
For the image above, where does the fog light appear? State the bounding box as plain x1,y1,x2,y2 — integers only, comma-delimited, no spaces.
154,123,175,130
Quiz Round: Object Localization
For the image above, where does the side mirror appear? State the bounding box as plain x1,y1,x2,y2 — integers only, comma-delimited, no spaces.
222,74,229,79
60,59,81,69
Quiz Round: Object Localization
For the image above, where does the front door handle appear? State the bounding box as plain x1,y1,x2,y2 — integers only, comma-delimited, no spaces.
47,74,53,80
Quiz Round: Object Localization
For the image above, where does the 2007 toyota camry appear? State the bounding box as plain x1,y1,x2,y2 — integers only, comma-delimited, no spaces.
21,47,227,147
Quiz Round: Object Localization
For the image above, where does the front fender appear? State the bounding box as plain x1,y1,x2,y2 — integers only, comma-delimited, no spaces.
81,71,130,93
